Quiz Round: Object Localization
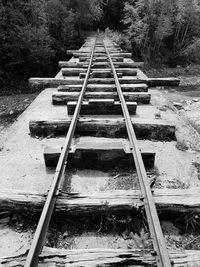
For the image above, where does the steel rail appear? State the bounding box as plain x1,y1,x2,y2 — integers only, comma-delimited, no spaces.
104,40,171,267
25,37,97,267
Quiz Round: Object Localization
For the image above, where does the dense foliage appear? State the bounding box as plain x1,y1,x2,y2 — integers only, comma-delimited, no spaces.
1,0,200,93
123,0,200,65
98,0,124,30
0,0,104,93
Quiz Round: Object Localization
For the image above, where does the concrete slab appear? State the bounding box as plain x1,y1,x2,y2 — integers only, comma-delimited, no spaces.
0,91,57,193
26,88,176,123
0,87,155,193
0,85,179,195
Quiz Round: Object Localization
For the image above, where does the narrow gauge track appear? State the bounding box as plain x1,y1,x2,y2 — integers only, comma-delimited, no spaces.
24,35,173,266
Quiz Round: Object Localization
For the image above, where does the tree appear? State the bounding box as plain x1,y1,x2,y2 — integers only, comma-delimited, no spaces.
0,0,53,88
0,0,106,93
70,0,104,33
100,0,125,30
122,0,200,64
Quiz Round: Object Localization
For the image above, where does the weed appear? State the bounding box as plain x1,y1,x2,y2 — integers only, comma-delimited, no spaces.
130,228,153,252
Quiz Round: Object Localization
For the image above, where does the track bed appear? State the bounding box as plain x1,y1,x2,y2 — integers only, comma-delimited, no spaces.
1,34,200,267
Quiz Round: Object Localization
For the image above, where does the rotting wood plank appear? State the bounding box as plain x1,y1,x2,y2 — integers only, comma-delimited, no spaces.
59,62,89,68
29,118,176,141
52,92,151,104
87,78,180,86
59,61,144,68
29,78,144,90
29,77,179,90
67,100,137,115
87,78,140,84
57,84,149,92
80,71,123,79
61,68,138,76
67,50,132,58
67,50,108,54
61,68,87,76
71,52,132,58
29,78,83,90
1,188,200,215
2,247,200,266
79,57,124,62
90,70,112,78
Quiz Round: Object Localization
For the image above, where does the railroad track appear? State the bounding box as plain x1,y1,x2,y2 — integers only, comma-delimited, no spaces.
3,34,200,266
26,35,173,266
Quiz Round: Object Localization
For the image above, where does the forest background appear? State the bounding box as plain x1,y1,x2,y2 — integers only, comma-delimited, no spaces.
1,0,200,94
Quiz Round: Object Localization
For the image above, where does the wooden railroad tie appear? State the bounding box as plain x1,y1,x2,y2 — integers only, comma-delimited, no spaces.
1,188,200,215
52,91,151,104
61,68,138,77
59,61,145,68
43,137,155,169
67,49,132,58
29,118,176,141
57,84,149,92
29,77,180,90
2,247,200,266
66,99,137,115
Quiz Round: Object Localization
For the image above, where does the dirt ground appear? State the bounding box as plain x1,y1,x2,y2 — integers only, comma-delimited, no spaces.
0,93,38,133
146,63,200,79
145,64,200,137
146,66,200,251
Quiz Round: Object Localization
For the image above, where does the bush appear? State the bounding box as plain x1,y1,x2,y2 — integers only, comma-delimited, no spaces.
105,28,131,51
183,38,200,63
